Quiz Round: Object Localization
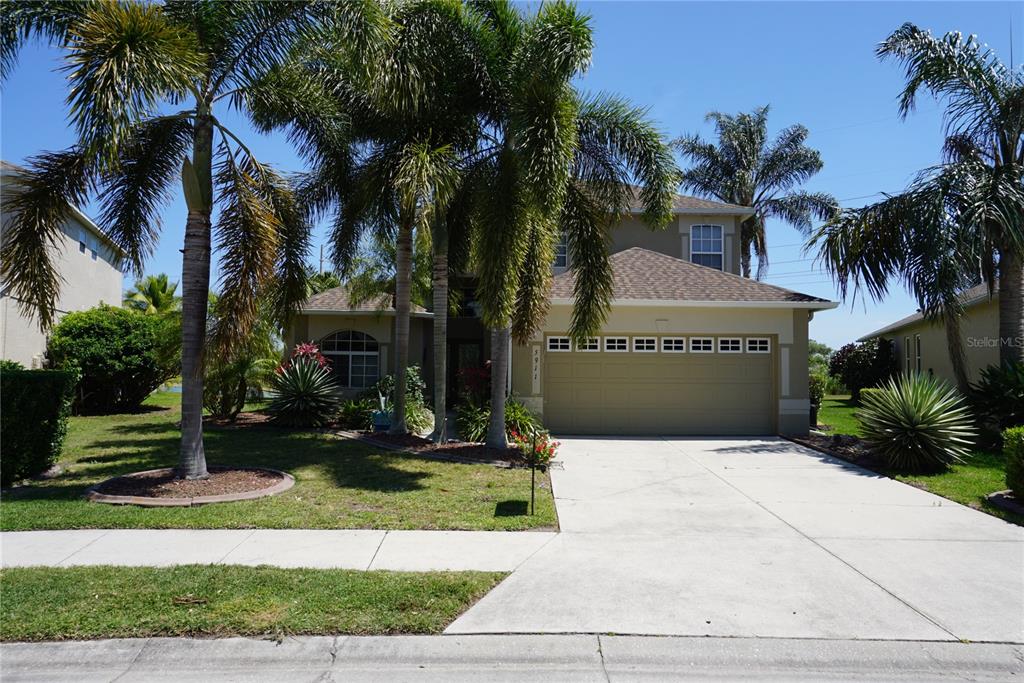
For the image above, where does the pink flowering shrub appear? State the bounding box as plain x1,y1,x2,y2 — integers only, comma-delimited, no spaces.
279,342,331,373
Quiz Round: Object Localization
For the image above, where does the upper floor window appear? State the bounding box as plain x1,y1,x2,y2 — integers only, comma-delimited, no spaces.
320,331,380,388
553,232,568,268
691,225,723,270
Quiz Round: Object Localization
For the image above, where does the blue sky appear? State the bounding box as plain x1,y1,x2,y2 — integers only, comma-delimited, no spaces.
1,1,1021,349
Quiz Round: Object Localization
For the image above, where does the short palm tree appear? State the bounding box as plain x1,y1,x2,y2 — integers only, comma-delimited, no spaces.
674,106,838,279
305,270,342,296
0,1,379,478
123,273,180,314
810,24,1024,369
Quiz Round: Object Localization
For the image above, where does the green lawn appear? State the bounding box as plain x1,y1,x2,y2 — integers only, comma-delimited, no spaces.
816,394,1022,525
0,565,504,641
0,392,557,531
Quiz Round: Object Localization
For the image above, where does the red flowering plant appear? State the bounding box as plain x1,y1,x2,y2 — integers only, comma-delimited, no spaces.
509,429,559,469
457,363,491,405
278,342,331,373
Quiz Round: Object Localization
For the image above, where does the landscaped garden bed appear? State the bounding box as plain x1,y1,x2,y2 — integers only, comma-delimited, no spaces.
356,431,531,466
87,466,294,506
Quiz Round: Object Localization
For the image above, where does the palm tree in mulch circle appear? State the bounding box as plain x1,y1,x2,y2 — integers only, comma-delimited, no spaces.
674,106,839,279
809,24,1024,380
123,273,181,314
0,1,383,479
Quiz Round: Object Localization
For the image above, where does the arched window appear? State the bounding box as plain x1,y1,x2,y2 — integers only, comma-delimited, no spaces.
319,331,380,388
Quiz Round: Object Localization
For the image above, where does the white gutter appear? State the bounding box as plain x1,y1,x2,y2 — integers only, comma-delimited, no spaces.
549,298,838,311
628,206,756,217
300,309,434,318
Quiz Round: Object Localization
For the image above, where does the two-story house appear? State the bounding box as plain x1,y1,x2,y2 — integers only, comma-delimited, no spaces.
287,193,836,436
0,160,125,367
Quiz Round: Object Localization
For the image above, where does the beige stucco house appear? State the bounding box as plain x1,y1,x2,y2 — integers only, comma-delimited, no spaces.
1,161,125,367
287,193,837,436
858,283,1000,386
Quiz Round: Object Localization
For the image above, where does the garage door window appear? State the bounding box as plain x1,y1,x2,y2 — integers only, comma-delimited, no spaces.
746,338,770,353
661,337,686,352
718,338,742,353
576,337,600,352
632,337,657,352
690,337,713,353
547,336,570,352
604,337,628,352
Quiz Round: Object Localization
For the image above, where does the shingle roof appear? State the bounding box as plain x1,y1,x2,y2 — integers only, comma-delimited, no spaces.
858,282,997,340
302,286,427,313
550,247,832,305
624,186,754,215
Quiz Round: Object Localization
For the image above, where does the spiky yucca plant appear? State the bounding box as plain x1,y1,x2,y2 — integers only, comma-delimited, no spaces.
858,374,976,472
267,358,340,428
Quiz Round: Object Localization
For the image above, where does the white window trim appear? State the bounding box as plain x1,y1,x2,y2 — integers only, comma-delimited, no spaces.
553,231,568,269
718,337,742,354
576,337,600,352
604,337,629,352
547,336,571,352
746,337,771,354
690,224,724,271
632,337,657,353
690,337,714,353
661,337,686,353
904,336,912,374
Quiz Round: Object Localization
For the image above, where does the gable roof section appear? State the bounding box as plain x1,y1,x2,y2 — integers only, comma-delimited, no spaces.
624,186,755,215
301,285,428,314
550,247,834,308
858,282,997,341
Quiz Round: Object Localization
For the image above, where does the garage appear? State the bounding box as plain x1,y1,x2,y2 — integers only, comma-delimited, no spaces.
542,335,775,435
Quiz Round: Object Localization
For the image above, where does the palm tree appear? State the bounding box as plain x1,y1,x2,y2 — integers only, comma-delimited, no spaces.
124,273,180,314
0,1,379,478
674,106,838,279
305,270,342,296
810,24,1024,371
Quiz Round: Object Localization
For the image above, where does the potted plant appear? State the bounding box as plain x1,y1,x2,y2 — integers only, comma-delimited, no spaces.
372,391,390,432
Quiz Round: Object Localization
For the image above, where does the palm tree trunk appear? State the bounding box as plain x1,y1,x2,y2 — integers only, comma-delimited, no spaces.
999,250,1024,365
485,326,510,449
430,231,449,443
740,240,752,279
390,214,413,435
942,312,970,393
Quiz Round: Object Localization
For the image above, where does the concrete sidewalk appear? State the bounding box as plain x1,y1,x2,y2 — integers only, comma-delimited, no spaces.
2,634,1021,682
0,529,556,572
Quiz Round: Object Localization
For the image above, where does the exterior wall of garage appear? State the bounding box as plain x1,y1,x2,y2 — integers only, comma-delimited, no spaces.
511,304,813,436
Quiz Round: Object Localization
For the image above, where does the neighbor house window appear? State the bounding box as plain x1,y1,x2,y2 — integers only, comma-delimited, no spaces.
718,338,742,353
632,337,657,352
690,337,714,353
320,331,380,388
604,337,628,352
690,225,723,270
746,338,770,353
915,335,922,372
661,337,686,353
576,337,600,352
547,336,571,352
553,232,568,268
904,336,912,373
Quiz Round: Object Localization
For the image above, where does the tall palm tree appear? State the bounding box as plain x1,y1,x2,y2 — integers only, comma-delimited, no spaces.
0,1,379,478
674,106,838,279
810,24,1024,370
123,273,180,314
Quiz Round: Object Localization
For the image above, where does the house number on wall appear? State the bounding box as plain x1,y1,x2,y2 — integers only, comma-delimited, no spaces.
531,344,541,394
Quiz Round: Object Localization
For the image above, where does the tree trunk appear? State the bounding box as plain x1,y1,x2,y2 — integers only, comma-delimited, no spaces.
942,312,970,393
998,250,1024,365
740,240,752,279
177,115,214,480
390,215,413,435
486,326,510,449
430,233,449,443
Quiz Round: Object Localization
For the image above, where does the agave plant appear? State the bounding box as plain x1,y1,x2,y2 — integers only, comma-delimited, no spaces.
858,374,976,472
267,357,340,428
971,361,1024,441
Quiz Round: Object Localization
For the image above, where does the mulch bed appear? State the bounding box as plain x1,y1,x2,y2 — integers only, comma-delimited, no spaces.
789,432,889,471
93,466,286,499
203,412,274,429
358,431,529,466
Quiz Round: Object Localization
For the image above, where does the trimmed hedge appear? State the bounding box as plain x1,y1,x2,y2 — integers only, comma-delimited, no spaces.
858,387,885,406
1,369,77,487
1004,426,1024,499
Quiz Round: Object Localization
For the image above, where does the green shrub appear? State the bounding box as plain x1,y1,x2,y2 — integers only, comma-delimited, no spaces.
267,357,341,427
0,359,25,372
46,306,179,414
373,365,427,405
405,401,435,435
456,399,541,443
858,374,976,473
858,387,885,406
1004,427,1024,498
829,339,897,401
336,398,376,430
971,361,1024,445
809,374,825,406
1,369,78,486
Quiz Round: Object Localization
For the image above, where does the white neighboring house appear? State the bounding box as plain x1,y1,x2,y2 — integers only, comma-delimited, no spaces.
0,160,125,368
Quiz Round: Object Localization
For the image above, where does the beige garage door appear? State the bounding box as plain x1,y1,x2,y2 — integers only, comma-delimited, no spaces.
543,337,775,435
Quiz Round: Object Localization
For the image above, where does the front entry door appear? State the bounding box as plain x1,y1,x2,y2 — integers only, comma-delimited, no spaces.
448,341,483,405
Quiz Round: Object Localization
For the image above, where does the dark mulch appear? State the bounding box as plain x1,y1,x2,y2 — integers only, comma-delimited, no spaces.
203,412,274,429
360,431,528,465
790,433,889,471
94,466,285,499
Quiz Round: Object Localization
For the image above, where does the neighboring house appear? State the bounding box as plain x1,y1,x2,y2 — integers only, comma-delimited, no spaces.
858,283,1000,386
0,160,125,367
286,193,836,436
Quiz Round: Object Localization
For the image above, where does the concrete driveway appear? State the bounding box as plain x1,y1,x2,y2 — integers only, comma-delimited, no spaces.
448,437,1024,642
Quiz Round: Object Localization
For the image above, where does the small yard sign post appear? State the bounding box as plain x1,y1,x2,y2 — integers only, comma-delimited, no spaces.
530,430,537,516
